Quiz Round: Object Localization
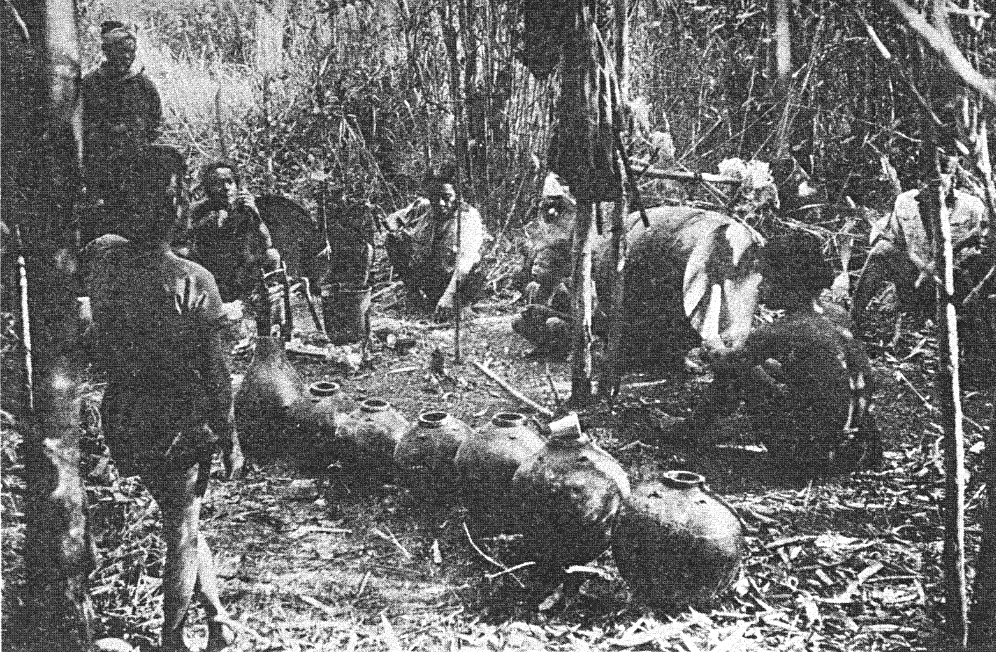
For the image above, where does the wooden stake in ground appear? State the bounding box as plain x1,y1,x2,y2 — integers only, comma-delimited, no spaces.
599,0,629,401
923,159,970,649
570,202,595,405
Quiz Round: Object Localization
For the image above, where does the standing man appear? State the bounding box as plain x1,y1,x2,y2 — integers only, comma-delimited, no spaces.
385,167,489,314
178,160,282,304
81,20,162,240
85,145,244,652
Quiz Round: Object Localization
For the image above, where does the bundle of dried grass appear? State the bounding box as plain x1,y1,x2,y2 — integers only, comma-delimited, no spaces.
549,1,624,204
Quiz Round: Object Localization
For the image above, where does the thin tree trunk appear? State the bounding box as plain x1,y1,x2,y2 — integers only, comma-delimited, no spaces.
570,202,595,406
599,0,628,401
969,400,996,649
924,150,970,649
769,0,792,158
3,1,93,649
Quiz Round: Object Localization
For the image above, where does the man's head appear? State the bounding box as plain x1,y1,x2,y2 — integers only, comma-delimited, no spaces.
126,145,187,243
538,173,576,228
100,21,137,78
201,160,240,208
424,165,459,220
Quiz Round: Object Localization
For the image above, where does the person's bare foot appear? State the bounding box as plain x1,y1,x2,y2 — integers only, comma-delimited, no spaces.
206,615,239,651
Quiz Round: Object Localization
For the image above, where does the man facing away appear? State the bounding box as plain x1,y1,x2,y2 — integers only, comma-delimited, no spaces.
84,145,244,651
385,167,489,315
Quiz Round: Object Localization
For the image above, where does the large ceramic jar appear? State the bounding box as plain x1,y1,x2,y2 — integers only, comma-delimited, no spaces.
455,412,545,533
394,411,471,484
511,414,631,573
336,398,410,480
235,336,310,462
611,471,744,608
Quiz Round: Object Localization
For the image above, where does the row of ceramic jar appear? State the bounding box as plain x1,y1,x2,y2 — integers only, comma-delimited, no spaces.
234,337,745,609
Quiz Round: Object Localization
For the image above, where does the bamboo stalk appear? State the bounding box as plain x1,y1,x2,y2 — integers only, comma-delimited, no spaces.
570,202,595,406
927,155,969,649
627,161,742,185
470,360,554,418
599,0,629,402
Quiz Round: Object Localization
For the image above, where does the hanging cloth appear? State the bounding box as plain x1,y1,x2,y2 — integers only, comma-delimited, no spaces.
549,0,625,204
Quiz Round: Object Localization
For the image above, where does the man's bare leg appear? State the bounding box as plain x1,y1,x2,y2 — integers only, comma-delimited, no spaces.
150,471,201,652
197,533,237,651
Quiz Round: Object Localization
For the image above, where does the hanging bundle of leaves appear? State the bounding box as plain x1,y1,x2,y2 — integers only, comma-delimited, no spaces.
518,0,574,80
517,0,612,80
549,0,625,204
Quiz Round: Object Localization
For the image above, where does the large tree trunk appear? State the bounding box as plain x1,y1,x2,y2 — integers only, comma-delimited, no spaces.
1,1,92,650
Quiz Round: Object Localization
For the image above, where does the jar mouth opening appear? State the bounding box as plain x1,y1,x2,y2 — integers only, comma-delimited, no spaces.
493,412,525,426
362,398,389,412
419,410,449,426
309,380,341,397
662,470,705,487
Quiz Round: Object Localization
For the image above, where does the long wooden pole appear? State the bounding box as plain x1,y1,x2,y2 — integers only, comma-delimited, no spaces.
599,0,628,400
570,201,595,405
930,153,969,650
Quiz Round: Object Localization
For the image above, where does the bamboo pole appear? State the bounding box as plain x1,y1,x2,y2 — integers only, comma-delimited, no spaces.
928,153,970,649
969,401,996,647
599,0,629,401
570,202,595,406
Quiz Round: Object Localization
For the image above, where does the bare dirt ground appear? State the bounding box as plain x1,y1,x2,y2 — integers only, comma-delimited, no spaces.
2,284,992,651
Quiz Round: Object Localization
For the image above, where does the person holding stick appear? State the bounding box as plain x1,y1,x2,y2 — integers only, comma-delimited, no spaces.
384,166,489,316
84,145,245,652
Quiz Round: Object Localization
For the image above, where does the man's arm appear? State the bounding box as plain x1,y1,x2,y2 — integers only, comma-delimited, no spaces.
437,206,485,309
238,193,281,270
177,272,243,478
142,76,163,141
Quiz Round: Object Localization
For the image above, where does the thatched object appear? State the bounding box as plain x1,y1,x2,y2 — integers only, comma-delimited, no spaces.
549,1,625,203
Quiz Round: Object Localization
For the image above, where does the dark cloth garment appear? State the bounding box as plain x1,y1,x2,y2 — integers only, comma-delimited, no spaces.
88,242,232,481
512,304,571,358
384,199,488,307
81,64,162,204
727,310,881,469
179,199,277,302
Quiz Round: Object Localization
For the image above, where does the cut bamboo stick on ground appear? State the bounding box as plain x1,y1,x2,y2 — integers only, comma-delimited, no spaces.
470,360,555,418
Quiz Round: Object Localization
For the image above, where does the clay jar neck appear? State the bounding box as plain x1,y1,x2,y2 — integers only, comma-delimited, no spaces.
310,380,341,403
492,412,525,429
660,470,706,491
361,398,390,413
418,411,450,428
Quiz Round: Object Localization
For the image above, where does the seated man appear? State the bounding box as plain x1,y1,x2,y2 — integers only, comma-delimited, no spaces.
384,167,489,313
512,238,574,359
681,231,882,473
84,145,244,652
176,160,282,303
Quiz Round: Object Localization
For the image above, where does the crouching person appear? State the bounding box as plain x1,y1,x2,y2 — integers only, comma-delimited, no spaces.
84,146,245,651
512,238,573,359
682,231,882,473
384,166,488,315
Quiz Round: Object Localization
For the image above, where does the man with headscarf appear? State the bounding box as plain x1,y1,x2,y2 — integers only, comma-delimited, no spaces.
385,166,489,314
81,20,162,238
